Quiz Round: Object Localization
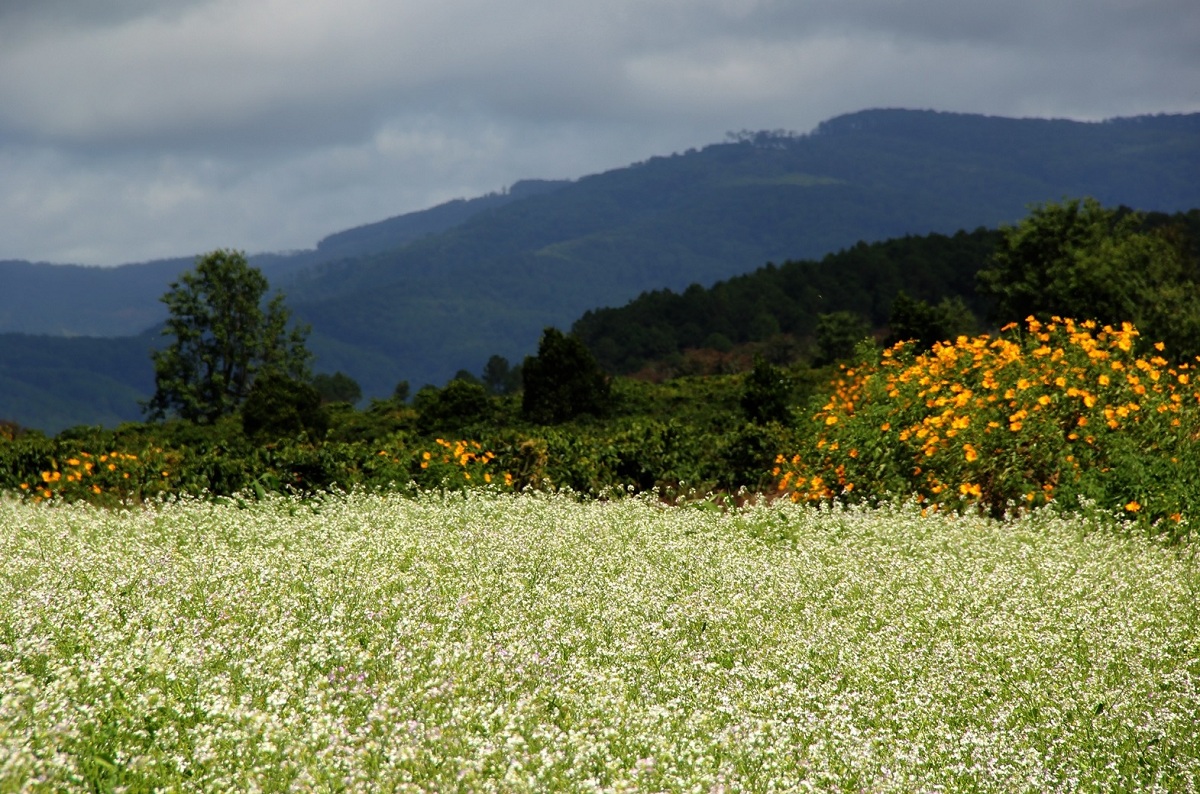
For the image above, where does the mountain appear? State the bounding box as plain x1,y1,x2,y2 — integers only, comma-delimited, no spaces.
0,332,157,432
3,108,1200,432
0,180,568,338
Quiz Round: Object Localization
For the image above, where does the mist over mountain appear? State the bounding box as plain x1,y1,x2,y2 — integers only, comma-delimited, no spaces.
3,108,1199,432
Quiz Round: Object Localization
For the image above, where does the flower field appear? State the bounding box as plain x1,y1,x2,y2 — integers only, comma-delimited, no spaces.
2,492,1198,792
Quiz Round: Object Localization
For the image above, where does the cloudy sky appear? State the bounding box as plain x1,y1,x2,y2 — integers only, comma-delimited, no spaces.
2,0,1197,266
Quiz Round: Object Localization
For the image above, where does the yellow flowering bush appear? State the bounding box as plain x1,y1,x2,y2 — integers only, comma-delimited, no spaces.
378,438,514,490
776,317,1200,534
18,448,175,506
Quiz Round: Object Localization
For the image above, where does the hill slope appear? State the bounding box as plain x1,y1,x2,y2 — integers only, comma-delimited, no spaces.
283,109,1200,394
3,108,1200,431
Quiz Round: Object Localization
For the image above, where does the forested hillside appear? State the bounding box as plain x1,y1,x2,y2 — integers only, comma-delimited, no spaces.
3,108,1200,431
0,182,564,338
573,228,1000,374
282,110,1200,396
576,205,1200,376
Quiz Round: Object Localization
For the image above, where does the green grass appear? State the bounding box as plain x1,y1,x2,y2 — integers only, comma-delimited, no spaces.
1,492,1197,791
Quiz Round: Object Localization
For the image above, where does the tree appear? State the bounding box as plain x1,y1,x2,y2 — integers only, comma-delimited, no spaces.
241,371,328,441
884,292,977,349
522,328,610,424
976,198,1200,355
482,355,521,395
414,378,493,434
740,356,792,424
145,249,311,423
814,311,871,366
312,372,362,405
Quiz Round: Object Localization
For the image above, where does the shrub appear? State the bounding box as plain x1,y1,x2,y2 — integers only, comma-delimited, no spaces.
776,316,1200,536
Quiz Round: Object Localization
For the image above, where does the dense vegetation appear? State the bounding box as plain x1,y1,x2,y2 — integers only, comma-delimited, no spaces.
4,109,1200,429
574,204,1200,376
2,199,1200,537
573,228,998,375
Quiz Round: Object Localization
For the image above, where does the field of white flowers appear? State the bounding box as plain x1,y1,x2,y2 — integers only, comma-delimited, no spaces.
1,491,1197,792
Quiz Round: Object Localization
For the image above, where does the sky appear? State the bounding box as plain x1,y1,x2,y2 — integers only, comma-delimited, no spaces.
1,0,1198,266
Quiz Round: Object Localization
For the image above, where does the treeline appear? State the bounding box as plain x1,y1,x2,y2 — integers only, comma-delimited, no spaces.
574,204,1200,375
573,228,998,374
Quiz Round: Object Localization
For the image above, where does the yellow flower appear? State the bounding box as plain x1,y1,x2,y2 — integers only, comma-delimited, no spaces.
1125,500,1141,513
963,444,978,462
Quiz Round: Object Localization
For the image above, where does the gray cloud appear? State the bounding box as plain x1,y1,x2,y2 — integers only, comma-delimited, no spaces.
1,0,1197,265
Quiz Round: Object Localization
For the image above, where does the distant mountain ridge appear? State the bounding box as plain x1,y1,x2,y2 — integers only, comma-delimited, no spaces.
3,107,1200,432
0,180,568,338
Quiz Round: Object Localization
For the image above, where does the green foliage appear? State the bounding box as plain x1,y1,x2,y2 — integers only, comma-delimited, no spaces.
145,250,312,423
482,355,522,395
574,229,999,374
241,372,329,442
522,328,611,424
884,291,978,349
312,371,362,405
5,201,1200,527
977,198,1200,357
718,421,799,492
414,379,495,434
814,311,872,366
739,356,793,424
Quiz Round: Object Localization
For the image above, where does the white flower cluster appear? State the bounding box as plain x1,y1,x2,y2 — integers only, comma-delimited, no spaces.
0,492,1197,792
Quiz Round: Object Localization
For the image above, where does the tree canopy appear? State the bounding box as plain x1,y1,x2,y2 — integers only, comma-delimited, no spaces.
145,249,311,423
522,328,611,424
977,199,1200,357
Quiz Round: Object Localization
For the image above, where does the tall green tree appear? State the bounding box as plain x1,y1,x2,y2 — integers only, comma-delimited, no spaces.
145,249,311,423
814,311,871,366
312,372,362,405
522,328,610,424
977,198,1200,356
